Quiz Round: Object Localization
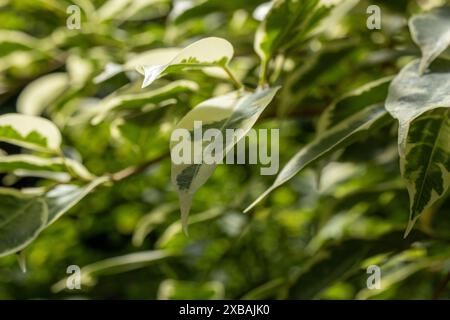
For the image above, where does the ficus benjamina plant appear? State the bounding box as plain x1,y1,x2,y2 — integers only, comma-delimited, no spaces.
1,0,450,300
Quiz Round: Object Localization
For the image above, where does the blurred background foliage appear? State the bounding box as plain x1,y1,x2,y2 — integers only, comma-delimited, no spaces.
1,0,450,300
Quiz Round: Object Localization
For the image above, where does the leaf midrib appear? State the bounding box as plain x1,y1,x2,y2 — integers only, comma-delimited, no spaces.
411,109,449,217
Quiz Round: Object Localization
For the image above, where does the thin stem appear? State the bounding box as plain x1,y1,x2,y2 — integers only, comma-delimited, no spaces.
258,59,269,88
432,270,450,300
58,150,82,181
109,152,170,182
223,65,243,89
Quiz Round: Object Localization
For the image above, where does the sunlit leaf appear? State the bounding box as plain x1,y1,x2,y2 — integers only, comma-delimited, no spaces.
289,231,426,299
52,250,173,292
402,109,450,235
385,59,450,233
158,279,224,299
171,87,279,232
91,80,198,124
17,73,69,116
0,154,94,182
0,114,62,152
132,203,177,247
254,0,357,65
409,6,450,74
0,189,47,258
137,37,234,88
94,48,181,83
246,78,391,211
45,177,109,226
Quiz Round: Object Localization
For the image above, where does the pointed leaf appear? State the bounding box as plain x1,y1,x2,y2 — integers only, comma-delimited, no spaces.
17,73,69,116
132,203,177,247
402,109,450,234
138,37,234,88
246,78,391,211
0,189,48,258
409,6,450,74
0,177,107,257
52,249,173,291
386,59,450,232
45,177,109,226
386,59,450,155
94,48,181,83
91,80,198,124
0,114,62,152
171,87,279,231
0,154,94,182
255,0,357,64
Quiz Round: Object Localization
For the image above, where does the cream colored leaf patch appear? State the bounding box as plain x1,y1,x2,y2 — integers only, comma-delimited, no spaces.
137,37,234,88
0,114,62,152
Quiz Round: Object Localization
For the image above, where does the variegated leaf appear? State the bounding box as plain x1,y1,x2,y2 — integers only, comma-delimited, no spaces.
0,189,47,258
386,59,450,151
385,59,450,234
401,109,450,235
52,249,172,292
171,87,279,232
91,80,198,124
0,114,62,152
96,0,169,22
132,203,177,247
0,154,95,182
0,177,108,257
94,48,181,83
245,78,391,212
386,59,450,155
409,6,450,74
45,177,109,226
17,73,69,116
254,0,358,65
137,37,234,88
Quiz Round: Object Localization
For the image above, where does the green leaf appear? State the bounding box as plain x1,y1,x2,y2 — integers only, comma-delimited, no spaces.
0,154,94,182
156,207,224,248
0,177,107,258
0,114,62,152
289,231,426,299
52,249,173,292
17,73,69,116
385,59,450,233
171,87,279,232
67,55,93,88
409,6,450,74
91,80,198,124
254,0,357,64
0,30,39,56
45,177,109,226
318,77,392,133
94,48,181,83
241,278,286,299
356,249,432,300
402,109,450,235
158,279,224,299
386,59,450,154
132,203,176,247
245,78,391,212
137,37,234,88
0,189,48,258
96,0,168,21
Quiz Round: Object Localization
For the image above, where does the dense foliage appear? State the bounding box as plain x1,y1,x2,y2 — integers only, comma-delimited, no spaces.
1,0,450,299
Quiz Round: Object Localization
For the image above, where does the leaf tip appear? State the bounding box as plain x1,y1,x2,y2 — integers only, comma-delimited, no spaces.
404,216,419,238
179,192,192,236
16,251,27,273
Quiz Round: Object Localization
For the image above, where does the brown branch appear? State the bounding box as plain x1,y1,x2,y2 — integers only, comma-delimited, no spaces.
109,152,170,182
260,107,325,121
432,270,450,300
